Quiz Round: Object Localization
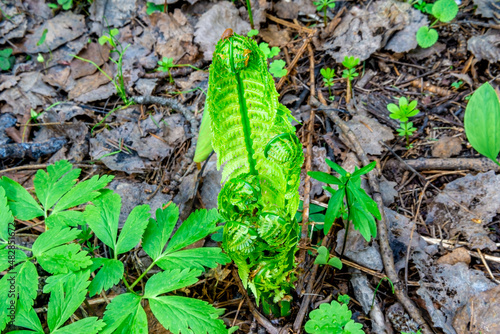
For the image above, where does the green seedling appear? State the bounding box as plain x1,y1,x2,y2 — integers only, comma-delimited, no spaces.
269,59,287,78
387,97,419,148
98,28,119,48
247,29,259,37
451,80,463,89
0,160,233,333
259,42,280,59
207,32,303,315
413,0,433,14
402,330,422,334
313,0,336,27
304,298,364,334
416,0,458,48
146,1,166,15
156,57,203,84
320,67,335,101
47,0,73,10
314,246,342,269
371,277,394,309
464,82,500,166
342,56,359,103
0,48,15,71
308,160,380,257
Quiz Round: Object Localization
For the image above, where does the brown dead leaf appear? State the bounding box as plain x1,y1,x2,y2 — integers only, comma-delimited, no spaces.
43,66,72,89
0,3,27,44
436,247,471,266
431,136,462,158
468,29,500,63
260,25,291,47
24,12,86,54
274,0,316,20
68,63,113,101
473,0,500,22
338,115,394,155
71,43,112,80
89,0,137,28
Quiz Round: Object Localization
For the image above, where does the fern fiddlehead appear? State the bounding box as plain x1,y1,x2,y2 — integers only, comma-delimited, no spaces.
207,29,304,312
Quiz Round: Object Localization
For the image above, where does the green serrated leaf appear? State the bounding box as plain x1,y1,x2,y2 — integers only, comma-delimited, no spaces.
32,227,81,258
115,204,150,255
88,258,124,297
111,304,147,334
45,210,84,229
432,0,458,22
0,186,14,243
156,248,230,272
83,190,120,251
0,177,44,220
324,187,344,234
165,208,221,253
144,269,201,298
37,243,92,274
11,303,44,334
464,82,500,165
416,26,438,48
305,301,362,334
0,248,27,272
307,171,343,186
52,174,114,215
51,317,105,334
142,203,179,261
34,160,80,213
101,293,142,334
149,296,227,334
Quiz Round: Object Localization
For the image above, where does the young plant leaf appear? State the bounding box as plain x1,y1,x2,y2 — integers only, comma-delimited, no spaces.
416,26,438,48
0,177,44,220
142,203,179,261
325,159,347,177
464,82,500,165
305,300,363,334
193,110,214,163
308,171,343,186
11,303,44,333
323,186,344,234
115,204,150,255
37,243,92,274
32,226,81,258
156,247,230,272
0,186,13,244
101,293,143,334
432,0,458,22
351,161,376,178
143,268,201,298
269,59,287,78
88,258,124,297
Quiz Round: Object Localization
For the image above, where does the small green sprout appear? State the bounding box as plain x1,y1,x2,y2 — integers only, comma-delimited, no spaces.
320,67,335,101
47,0,73,10
259,43,280,59
451,80,463,89
313,0,336,27
387,97,419,148
337,294,350,305
305,298,364,334
156,57,203,84
413,0,433,14
416,0,458,48
269,59,287,78
98,28,119,48
146,2,165,15
247,29,259,37
314,246,342,269
341,56,359,103
0,48,15,71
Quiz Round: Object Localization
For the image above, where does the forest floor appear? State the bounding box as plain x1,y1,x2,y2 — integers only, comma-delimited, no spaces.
1,0,500,333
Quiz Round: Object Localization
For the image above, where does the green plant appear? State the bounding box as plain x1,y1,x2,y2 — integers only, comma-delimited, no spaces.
245,0,254,28
0,160,233,333
73,28,131,106
156,57,203,84
259,42,280,59
269,59,287,78
320,67,335,101
416,0,458,48
314,246,342,269
0,48,15,71
402,330,422,334
387,97,419,148
451,80,463,89
464,82,500,166
247,29,259,37
146,1,166,15
304,296,364,334
313,0,336,27
207,31,303,315
48,0,73,10
371,276,394,309
413,0,433,14
308,160,380,256
341,56,359,103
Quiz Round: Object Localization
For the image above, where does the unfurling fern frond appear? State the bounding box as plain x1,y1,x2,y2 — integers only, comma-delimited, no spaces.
206,29,303,312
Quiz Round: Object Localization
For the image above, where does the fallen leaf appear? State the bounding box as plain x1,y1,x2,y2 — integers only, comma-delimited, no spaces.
431,136,462,158
338,115,395,155
468,29,500,63
274,0,316,20
436,247,471,266
472,0,500,22
89,0,137,28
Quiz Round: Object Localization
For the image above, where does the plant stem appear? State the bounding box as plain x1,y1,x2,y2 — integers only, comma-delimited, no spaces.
246,0,254,29
229,37,257,175
328,86,332,99
323,7,327,27
13,244,32,252
340,185,350,259
129,261,156,290
404,120,410,148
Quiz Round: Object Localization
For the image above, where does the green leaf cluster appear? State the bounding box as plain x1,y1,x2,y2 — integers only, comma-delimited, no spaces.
313,0,336,26
387,97,419,148
98,28,119,48
259,42,280,59
416,0,458,48
414,0,433,14
304,298,364,334
320,67,335,100
308,160,380,242
269,59,287,78
146,2,165,15
0,48,15,71
47,0,73,10
314,246,342,269
464,82,500,166
207,32,303,309
0,161,232,334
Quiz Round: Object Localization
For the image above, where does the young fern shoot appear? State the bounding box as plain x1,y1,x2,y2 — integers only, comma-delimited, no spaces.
206,29,303,315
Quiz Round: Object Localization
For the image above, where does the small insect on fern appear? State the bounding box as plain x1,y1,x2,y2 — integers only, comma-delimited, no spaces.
207,29,304,315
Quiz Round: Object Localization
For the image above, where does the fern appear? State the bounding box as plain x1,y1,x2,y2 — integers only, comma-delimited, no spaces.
207,29,304,311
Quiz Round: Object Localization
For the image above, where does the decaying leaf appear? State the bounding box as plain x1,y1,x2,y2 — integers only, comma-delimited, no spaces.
0,3,28,44
274,0,315,20
472,0,500,22
338,115,395,155
426,171,500,251
468,29,500,63
89,0,137,28
194,1,251,61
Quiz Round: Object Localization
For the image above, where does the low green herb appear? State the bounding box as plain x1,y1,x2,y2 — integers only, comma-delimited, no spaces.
413,0,433,14
47,0,73,10
157,57,203,83
0,160,233,333
259,42,280,59
416,0,458,48
247,29,259,37
464,82,500,166
313,0,336,26
0,48,15,71
146,1,165,15
320,67,335,101
269,59,287,78
451,80,463,89
314,246,342,269
304,296,364,334
341,56,359,102
371,276,394,309
308,160,380,256
387,96,419,148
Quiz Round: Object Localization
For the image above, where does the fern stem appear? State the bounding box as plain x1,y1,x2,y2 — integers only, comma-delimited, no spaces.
229,38,257,175
246,0,254,29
